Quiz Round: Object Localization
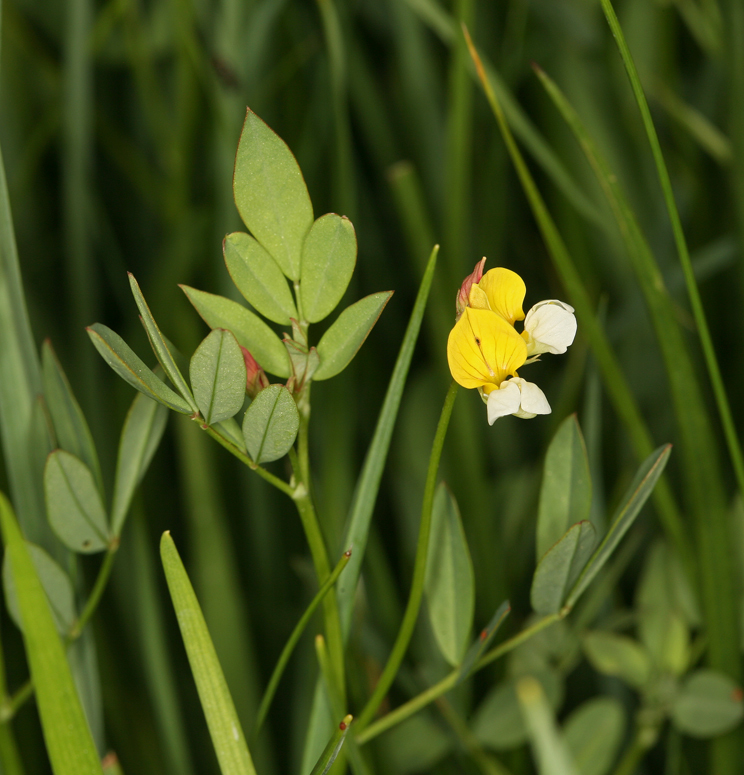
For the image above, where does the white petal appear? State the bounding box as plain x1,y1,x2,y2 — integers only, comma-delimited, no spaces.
524,300,577,355
487,381,521,425
514,379,551,419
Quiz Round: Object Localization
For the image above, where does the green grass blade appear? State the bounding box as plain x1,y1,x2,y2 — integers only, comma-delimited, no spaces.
160,531,257,775
309,714,352,775
0,492,103,775
337,245,439,634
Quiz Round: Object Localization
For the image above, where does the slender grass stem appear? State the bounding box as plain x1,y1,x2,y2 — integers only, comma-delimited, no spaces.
69,547,118,639
355,381,458,732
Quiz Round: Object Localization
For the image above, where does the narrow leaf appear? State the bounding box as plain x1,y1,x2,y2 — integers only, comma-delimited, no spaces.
224,232,297,325
0,492,103,775
3,542,77,636
425,483,475,666
41,340,103,495
87,324,192,414
212,417,247,453
242,385,299,464
566,445,671,608
457,600,511,684
309,715,353,775
181,285,290,378
536,415,591,560
44,450,110,553
531,522,597,616
128,274,197,411
314,291,393,380
110,391,169,536
190,330,247,425
300,213,357,323
233,108,314,280
160,532,257,775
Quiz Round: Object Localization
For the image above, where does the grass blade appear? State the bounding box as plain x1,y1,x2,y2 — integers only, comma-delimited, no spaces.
309,714,352,775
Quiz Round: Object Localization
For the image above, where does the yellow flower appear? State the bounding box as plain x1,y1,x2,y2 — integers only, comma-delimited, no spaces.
447,307,527,394
467,267,526,326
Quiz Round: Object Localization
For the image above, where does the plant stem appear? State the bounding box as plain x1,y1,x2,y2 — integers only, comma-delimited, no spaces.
69,547,117,639
355,380,459,732
612,727,652,775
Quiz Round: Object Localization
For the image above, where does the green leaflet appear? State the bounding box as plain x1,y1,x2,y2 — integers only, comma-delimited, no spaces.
190,329,247,426
242,385,299,464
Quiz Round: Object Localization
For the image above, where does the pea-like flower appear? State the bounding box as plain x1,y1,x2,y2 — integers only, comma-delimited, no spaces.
447,261,576,424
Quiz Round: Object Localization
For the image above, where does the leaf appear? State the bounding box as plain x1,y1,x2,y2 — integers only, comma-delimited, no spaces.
671,669,744,738
566,445,671,608
233,108,314,280
314,291,393,380
531,521,597,615
424,484,475,666
160,532,257,775
582,632,651,689
128,274,198,412
224,232,297,325
564,697,625,775
0,493,103,775
516,676,579,775
110,391,169,536
536,415,591,560
213,417,247,453
309,715,353,775
3,542,76,636
457,600,511,684
87,323,192,414
190,330,247,426
242,385,299,464
181,285,290,378
44,450,110,553
300,214,357,323
41,340,103,495
381,714,452,774
638,608,689,677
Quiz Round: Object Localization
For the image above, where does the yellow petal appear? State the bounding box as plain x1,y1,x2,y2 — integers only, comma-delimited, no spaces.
447,308,527,389
468,284,491,311
476,268,526,324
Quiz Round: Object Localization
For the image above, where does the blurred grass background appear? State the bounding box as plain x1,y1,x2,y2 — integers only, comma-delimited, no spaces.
1,0,743,772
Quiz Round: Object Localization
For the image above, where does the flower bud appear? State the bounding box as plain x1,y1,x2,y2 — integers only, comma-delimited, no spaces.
455,257,487,321
241,346,270,398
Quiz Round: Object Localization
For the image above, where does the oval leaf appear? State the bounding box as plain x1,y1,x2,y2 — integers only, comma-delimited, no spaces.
564,697,625,775
181,285,290,378
233,109,313,280
536,415,591,560
300,214,357,323
224,232,297,324
160,532,257,775
44,450,110,553
0,494,104,775
531,521,597,615
110,391,169,536
190,330,247,426
582,631,651,690
3,542,77,636
87,323,191,413
314,291,393,380
242,385,299,464
671,669,744,738
425,484,475,666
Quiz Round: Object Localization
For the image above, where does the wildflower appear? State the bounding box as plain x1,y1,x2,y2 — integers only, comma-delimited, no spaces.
447,262,575,423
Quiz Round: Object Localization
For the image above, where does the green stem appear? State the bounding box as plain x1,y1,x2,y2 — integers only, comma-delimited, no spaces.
355,381,459,732
0,723,24,775
69,547,117,639
253,550,351,738
611,727,652,775
0,682,32,724
355,612,560,745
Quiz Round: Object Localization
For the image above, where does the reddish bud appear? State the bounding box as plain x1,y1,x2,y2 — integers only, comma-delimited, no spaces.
241,346,270,398
480,629,488,641
339,721,347,731
456,257,487,320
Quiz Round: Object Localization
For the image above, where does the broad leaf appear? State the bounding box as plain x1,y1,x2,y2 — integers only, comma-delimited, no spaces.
671,669,744,737
564,697,625,775
425,484,475,666
582,632,651,689
129,274,198,412
181,285,290,378
314,291,393,380
233,109,313,280
110,391,169,536
42,340,103,495
300,214,357,323
536,415,591,560
4,542,76,636
190,330,247,426
87,324,192,414
44,450,110,553
0,493,103,775
242,385,299,464
160,532,257,775
224,232,297,324
566,445,671,608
